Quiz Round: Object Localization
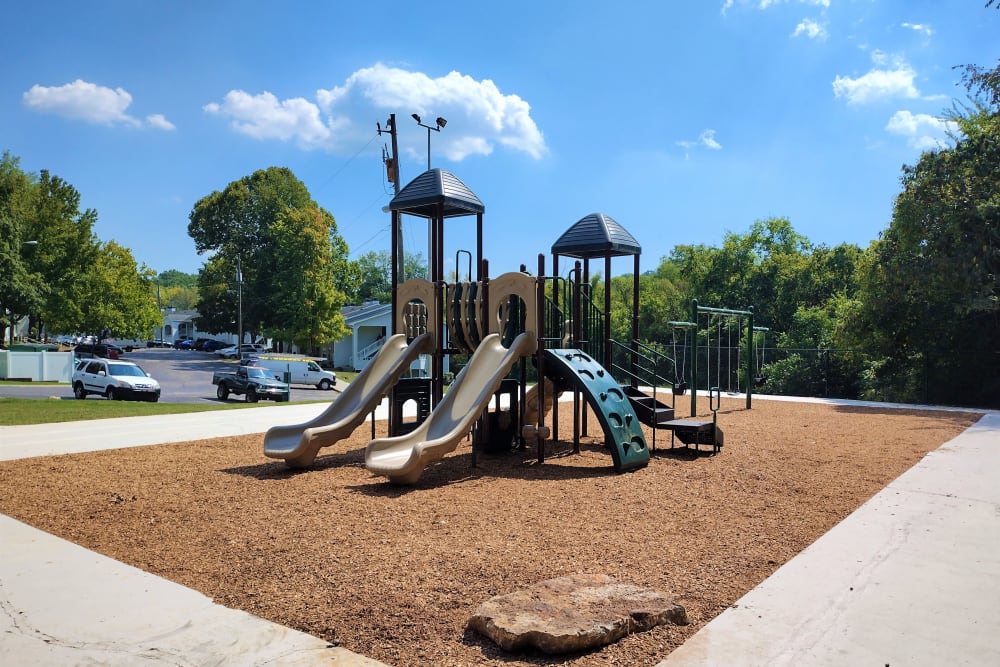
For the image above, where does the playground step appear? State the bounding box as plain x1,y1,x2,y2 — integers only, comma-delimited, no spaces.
622,386,676,427
660,419,724,454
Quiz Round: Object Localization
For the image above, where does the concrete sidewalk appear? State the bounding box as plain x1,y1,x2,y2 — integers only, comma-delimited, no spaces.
0,401,361,461
660,412,1000,666
1,399,390,666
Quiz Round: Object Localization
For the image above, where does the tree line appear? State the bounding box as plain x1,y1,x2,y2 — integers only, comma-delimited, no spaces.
599,74,998,408
0,152,160,345
1,157,423,351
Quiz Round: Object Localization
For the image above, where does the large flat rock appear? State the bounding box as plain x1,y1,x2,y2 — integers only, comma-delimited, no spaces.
468,573,688,654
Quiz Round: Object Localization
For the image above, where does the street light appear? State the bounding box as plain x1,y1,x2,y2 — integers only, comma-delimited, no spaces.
5,241,40,345
236,256,243,351
411,114,447,170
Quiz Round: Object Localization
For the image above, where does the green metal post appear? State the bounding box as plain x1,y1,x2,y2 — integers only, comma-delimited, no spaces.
690,298,698,417
746,307,753,409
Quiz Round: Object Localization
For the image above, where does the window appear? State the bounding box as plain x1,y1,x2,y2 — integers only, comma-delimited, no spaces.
86,361,103,374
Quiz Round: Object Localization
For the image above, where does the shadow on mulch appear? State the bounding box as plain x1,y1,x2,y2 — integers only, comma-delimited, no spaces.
220,447,368,479
458,626,599,665
651,445,719,461
344,444,625,497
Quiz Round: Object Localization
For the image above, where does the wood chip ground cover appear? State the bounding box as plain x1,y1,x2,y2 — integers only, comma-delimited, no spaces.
0,398,979,666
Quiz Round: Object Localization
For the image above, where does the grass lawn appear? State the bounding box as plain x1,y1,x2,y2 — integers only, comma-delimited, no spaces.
0,397,274,426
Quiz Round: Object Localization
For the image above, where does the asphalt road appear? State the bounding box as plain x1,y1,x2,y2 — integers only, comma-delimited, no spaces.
0,348,340,405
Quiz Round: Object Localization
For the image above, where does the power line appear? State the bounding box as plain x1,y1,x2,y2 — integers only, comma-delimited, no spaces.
313,132,380,194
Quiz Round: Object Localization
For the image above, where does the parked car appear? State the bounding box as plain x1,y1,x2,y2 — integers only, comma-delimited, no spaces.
73,343,120,360
198,339,228,352
72,358,161,402
248,357,337,390
216,343,268,359
212,365,288,402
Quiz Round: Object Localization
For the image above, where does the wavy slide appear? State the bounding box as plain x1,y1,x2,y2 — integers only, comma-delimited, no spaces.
365,331,536,484
263,332,434,468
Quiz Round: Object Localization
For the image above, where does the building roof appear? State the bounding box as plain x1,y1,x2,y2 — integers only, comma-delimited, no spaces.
341,301,392,327
163,309,199,322
388,168,485,218
550,212,641,259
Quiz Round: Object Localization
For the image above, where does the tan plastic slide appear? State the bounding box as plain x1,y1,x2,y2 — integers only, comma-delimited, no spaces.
263,332,434,468
365,331,537,484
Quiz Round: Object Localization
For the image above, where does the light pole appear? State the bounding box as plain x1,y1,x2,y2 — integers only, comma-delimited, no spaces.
411,114,447,171
17,241,39,344
236,255,243,351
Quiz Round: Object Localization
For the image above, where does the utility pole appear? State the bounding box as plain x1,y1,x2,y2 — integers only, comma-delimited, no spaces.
378,114,404,282
378,114,401,197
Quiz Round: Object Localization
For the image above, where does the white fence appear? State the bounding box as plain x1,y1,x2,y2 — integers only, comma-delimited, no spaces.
0,351,74,382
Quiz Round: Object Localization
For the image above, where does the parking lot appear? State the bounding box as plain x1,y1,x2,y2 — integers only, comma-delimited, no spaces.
0,348,339,404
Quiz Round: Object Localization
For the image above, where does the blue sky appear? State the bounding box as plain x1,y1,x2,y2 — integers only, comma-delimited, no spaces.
2,1,996,280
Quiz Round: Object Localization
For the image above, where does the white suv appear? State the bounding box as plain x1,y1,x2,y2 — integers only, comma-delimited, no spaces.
72,358,161,402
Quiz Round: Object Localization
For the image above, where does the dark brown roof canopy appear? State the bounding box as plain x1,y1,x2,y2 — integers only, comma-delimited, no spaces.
551,212,641,259
388,168,485,218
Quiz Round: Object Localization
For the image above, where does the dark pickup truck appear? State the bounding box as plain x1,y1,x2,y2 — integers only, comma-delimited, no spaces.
213,365,289,403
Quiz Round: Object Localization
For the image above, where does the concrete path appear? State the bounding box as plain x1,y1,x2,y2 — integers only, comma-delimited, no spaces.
0,402,366,461
660,412,1000,666
0,399,391,666
1,515,385,666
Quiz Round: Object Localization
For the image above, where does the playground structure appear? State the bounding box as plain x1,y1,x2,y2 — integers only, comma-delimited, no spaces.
669,300,770,416
264,168,751,482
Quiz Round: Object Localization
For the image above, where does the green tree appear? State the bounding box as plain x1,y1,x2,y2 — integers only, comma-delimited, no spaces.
348,250,428,305
76,241,161,339
0,152,41,344
155,271,199,310
188,167,351,347
266,206,349,352
157,269,198,288
849,101,999,405
25,170,100,336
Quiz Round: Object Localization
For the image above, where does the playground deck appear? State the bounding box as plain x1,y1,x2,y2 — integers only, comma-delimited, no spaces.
0,398,985,666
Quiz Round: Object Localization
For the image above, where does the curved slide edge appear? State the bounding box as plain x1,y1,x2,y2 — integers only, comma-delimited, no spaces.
365,332,536,485
263,332,434,468
542,348,650,473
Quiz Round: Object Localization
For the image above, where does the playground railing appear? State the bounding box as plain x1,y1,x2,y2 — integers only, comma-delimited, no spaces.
608,339,676,406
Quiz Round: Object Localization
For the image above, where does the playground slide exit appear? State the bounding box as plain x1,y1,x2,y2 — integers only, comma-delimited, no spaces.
262,332,435,468
365,331,536,484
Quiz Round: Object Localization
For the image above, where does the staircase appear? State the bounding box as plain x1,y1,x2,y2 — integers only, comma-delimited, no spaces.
622,385,675,427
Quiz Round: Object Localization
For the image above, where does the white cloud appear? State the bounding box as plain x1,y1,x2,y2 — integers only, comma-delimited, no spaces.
792,18,827,40
204,62,547,161
901,22,933,37
145,114,176,131
203,91,336,148
317,63,547,160
885,110,956,150
22,79,172,129
832,52,920,104
677,129,722,156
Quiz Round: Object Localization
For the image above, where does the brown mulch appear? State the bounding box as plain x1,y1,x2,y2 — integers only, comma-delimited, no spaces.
0,398,980,666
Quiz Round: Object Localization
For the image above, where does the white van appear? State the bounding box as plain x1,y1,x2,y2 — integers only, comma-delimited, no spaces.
252,358,337,390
